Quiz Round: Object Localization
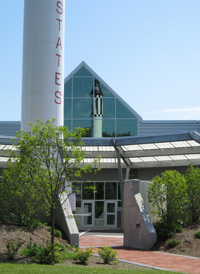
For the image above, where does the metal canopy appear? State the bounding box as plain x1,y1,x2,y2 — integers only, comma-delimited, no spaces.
82,131,200,169
0,132,200,169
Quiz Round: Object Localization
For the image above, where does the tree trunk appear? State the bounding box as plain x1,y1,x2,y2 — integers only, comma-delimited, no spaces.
51,205,55,244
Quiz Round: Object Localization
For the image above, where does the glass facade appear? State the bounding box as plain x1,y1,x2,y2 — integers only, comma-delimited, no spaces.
64,65,138,137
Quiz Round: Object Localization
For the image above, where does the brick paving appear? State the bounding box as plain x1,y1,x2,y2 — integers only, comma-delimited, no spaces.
79,234,200,274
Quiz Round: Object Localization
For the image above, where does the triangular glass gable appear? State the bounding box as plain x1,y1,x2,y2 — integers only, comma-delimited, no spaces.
64,62,139,137
74,67,93,77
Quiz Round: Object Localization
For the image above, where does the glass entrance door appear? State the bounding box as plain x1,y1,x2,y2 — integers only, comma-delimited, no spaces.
82,201,94,226
105,201,117,227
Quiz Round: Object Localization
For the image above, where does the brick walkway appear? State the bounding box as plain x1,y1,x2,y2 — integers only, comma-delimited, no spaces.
79,233,200,274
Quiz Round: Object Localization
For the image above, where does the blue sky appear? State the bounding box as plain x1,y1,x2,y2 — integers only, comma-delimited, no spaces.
1,0,200,121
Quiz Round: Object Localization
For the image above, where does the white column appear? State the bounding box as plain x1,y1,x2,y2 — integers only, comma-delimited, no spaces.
21,0,65,132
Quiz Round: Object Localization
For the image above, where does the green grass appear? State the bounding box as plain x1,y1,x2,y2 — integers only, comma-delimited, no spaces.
0,263,183,274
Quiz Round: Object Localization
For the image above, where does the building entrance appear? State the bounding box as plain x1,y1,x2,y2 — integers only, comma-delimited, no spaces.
81,200,117,228
75,182,122,229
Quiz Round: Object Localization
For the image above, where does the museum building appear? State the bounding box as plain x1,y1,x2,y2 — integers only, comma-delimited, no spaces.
1,61,200,230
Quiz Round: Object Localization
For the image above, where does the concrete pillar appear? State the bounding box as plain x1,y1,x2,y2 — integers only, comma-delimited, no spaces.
123,179,157,250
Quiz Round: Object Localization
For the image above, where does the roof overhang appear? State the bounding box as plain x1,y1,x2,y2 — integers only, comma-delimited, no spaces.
0,132,200,169
82,131,200,169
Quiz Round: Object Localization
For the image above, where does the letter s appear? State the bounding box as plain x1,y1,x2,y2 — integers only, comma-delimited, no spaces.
55,91,62,104
56,1,63,14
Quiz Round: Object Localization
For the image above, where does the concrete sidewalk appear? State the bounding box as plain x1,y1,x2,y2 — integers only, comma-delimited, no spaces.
79,232,200,274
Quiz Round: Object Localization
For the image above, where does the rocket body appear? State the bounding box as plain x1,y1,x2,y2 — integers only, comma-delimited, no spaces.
21,0,65,132
92,79,103,138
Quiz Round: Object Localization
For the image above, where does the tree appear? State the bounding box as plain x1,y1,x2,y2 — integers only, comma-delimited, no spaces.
0,159,43,226
2,119,100,244
185,164,200,223
148,170,187,226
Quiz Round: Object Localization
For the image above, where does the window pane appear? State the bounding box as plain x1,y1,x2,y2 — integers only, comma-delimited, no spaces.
105,182,117,199
73,120,92,137
118,182,122,200
64,98,71,119
107,203,115,213
82,183,94,200
116,119,138,137
73,98,92,118
102,120,115,137
116,99,136,118
107,215,115,225
95,183,104,200
64,120,71,131
64,78,72,97
64,79,72,97
95,201,104,218
95,220,104,226
99,82,114,97
103,98,115,118
73,77,93,97
74,67,93,77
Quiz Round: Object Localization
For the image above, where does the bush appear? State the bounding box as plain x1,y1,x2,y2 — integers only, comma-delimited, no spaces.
60,251,76,261
166,238,181,249
154,220,183,240
20,215,45,228
6,241,24,260
148,171,187,225
48,226,62,238
21,237,40,258
98,246,118,264
21,238,61,265
194,231,200,239
74,247,94,265
54,241,66,251
185,165,200,223
35,243,61,265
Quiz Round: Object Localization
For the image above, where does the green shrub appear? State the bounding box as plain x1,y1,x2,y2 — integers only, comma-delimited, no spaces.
6,241,24,260
194,231,200,239
21,238,61,265
74,247,94,265
166,238,181,248
148,170,187,227
60,251,76,260
35,243,61,265
21,237,40,258
54,241,66,251
154,220,183,240
67,244,75,251
20,214,46,228
20,215,46,228
48,226,62,238
98,246,118,264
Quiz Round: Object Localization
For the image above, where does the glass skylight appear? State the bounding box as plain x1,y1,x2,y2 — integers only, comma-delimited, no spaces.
141,157,157,162
185,154,200,160
154,156,172,161
122,145,143,151
83,146,115,152
156,142,174,149
0,157,9,162
170,155,187,160
187,140,200,147
83,158,120,163
139,144,159,150
171,141,191,148
129,158,143,163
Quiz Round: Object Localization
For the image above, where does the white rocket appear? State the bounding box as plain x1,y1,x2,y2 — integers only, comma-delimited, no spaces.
21,0,65,132
92,79,103,138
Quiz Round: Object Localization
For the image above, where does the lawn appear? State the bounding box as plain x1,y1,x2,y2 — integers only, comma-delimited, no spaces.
0,263,183,274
